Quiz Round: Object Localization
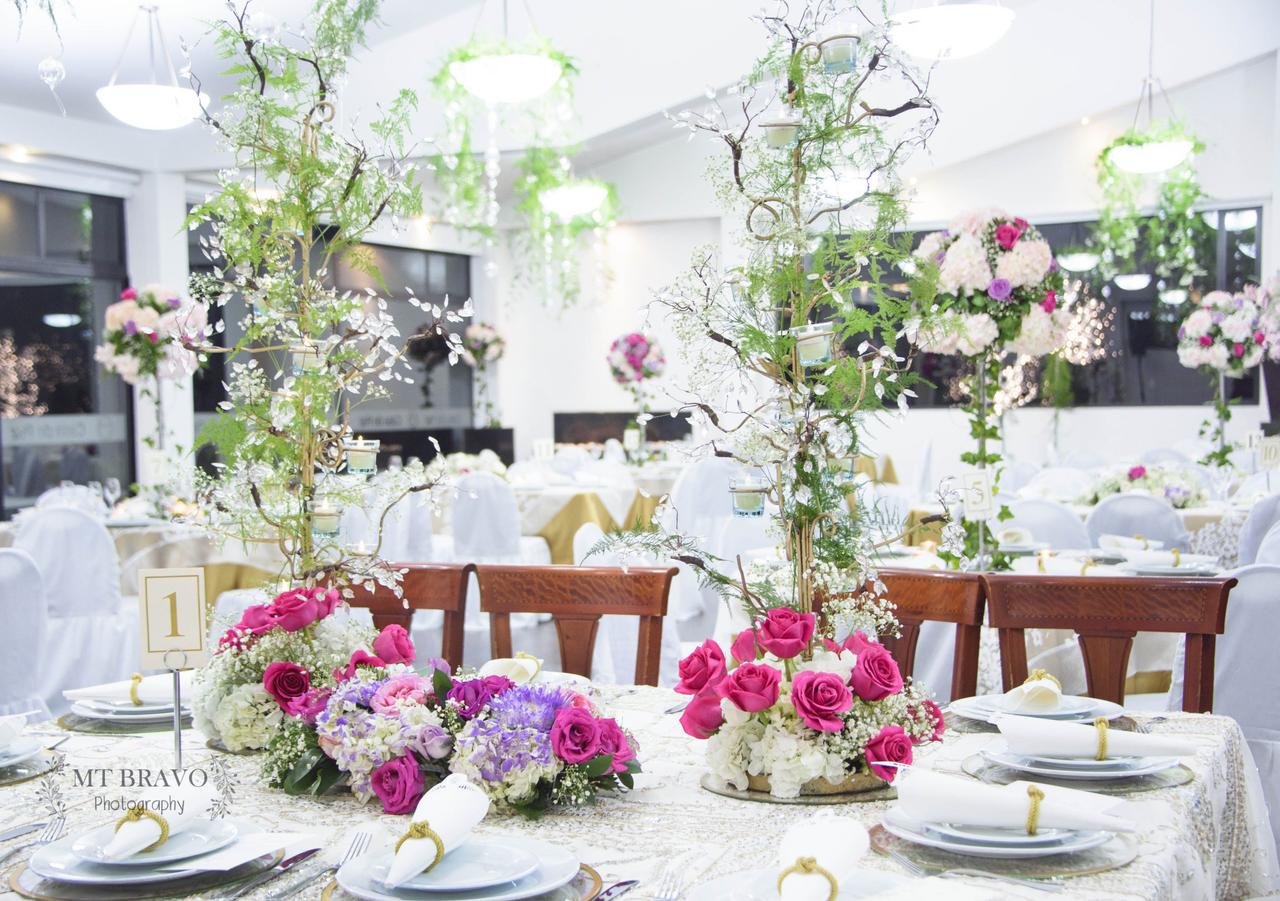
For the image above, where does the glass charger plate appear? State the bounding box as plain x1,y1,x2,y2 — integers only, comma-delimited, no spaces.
0,751,61,788
5,850,283,900
870,824,1138,879
57,714,190,736
943,712,1139,735
699,773,898,805
961,753,1194,794
319,865,602,901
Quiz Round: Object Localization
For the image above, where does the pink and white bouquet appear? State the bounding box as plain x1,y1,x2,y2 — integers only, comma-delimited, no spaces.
913,210,1067,358
1177,289,1268,376
608,332,665,387
1080,463,1208,510
460,322,506,367
94,284,208,385
677,608,944,799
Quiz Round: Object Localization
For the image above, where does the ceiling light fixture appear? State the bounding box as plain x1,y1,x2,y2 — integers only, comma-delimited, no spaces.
448,0,562,106
539,180,609,222
96,5,207,130
1113,273,1152,292
42,313,82,328
889,2,1015,60
1105,0,1189,175
1056,251,1100,273
1158,289,1187,306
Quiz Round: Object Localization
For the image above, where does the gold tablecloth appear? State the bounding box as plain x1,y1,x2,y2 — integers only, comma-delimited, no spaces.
855,454,898,484
536,490,664,565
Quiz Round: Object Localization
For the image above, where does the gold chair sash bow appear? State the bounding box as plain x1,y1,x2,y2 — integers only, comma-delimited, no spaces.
1094,716,1109,760
1023,669,1062,690
395,820,445,873
128,673,144,707
1025,785,1046,835
114,807,170,851
776,856,838,901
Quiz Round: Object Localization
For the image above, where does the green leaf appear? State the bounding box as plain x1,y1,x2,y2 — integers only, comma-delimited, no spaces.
282,749,324,795
431,668,453,702
617,771,634,790
583,754,614,778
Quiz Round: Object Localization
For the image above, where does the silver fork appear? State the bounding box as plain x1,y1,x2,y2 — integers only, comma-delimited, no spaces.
265,827,372,900
652,865,682,901
0,817,67,867
886,845,1066,893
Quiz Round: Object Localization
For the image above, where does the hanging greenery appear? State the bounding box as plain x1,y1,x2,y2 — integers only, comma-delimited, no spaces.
1093,120,1210,287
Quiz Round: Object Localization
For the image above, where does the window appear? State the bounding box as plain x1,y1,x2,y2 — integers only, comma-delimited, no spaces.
0,182,130,519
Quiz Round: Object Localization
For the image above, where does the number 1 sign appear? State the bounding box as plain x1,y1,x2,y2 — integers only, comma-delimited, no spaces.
138,568,208,670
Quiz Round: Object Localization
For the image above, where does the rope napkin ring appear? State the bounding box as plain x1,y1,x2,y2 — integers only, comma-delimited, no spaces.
1134,533,1148,550
1171,548,1181,568
1025,785,1046,835
395,821,445,873
1094,716,1109,760
1024,669,1062,690
129,673,144,707
776,856,838,901
114,807,169,851
1080,559,1095,576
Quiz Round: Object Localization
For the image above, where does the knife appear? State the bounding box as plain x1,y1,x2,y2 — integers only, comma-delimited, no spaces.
222,848,321,900
0,823,45,843
595,879,639,901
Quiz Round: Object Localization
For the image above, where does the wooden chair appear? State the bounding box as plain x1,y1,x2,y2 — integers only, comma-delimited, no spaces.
874,568,985,702
982,573,1235,713
346,563,474,668
475,564,676,686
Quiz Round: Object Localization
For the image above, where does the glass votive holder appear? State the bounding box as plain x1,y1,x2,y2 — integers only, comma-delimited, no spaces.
789,321,836,367
760,111,801,148
829,455,856,485
729,478,769,518
311,502,341,537
819,30,856,73
344,437,380,477
290,343,324,375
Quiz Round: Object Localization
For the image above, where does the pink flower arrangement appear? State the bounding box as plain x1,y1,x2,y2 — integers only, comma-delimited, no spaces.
94,284,207,386
1127,465,1147,481
607,332,665,387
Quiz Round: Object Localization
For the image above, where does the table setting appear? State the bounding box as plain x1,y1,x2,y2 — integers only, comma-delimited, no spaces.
58,675,192,735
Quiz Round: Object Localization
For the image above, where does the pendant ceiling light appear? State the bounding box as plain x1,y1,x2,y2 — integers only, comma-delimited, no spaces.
97,5,207,130
448,0,562,106
539,180,609,222
1105,0,1189,175
1057,251,1100,273
889,1,1014,60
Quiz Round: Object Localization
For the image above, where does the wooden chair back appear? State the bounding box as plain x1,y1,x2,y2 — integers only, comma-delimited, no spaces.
875,568,985,702
346,563,474,668
475,565,676,686
981,573,1235,712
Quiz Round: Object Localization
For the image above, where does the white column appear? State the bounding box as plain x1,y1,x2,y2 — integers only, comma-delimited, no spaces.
124,172,193,488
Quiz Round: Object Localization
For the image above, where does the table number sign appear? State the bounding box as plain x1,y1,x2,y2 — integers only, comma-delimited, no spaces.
1260,436,1280,471
138,567,208,670
962,471,996,521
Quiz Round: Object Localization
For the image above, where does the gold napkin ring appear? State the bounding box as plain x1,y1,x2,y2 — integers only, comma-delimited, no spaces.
515,651,542,680
129,673,144,707
1037,554,1047,574
1171,548,1181,568
1024,669,1062,691
1080,559,1095,576
1133,533,1147,549
395,821,445,873
1025,785,1046,835
776,856,838,901
114,807,169,851
1094,716,1109,760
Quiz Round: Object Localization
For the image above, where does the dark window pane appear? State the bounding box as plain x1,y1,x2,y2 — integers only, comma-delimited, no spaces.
0,184,38,258
42,191,93,261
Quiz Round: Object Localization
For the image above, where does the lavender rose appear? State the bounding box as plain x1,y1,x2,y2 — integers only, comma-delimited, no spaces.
790,669,853,732
408,723,454,760
370,755,425,814
987,277,1013,302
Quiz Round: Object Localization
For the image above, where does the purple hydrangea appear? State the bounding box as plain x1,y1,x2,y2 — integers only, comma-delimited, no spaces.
453,683,571,784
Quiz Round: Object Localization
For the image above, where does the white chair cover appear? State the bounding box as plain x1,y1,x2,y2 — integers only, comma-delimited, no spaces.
506,460,564,487
549,446,591,477
1018,467,1094,503
914,440,934,504
662,458,747,627
1238,494,1280,567
601,439,626,464
1061,450,1107,468
574,460,637,496
341,490,435,563
0,549,50,720
1141,448,1192,466
14,507,138,715
1256,522,1280,567
1004,499,1091,549
1236,472,1280,504
1083,493,1190,550
999,460,1040,497
35,484,107,516
1165,564,1280,861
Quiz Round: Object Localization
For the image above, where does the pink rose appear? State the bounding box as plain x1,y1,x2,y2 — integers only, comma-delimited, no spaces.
119,287,138,300
790,669,853,732
372,624,416,665
1041,291,1057,313
596,717,636,773
822,630,876,656
918,698,946,743
730,628,758,664
721,662,781,713
269,588,321,632
995,222,1022,250
284,687,331,724
234,604,276,636
262,661,310,711
564,690,595,711
1255,331,1267,345
314,587,340,618
1199,335,1213,347
1233,343,1246,358
679,691,724,739
370,674,431,713
1127,465,1146,481
551,707,602,764
865,724,914,783
849,644,903,701
756,608,815,659
370,755,425,814
1013,216,1029,230
333,649,385,682
675,640,727,695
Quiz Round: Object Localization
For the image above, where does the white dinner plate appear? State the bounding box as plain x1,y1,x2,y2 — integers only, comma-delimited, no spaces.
338,836,579,901
686,867,910,899
950,695,1124,724
71,818,239,866
998,543,1049,554
30,839,201,885
532,671,590,688
77,699,177,716
0,737,43,769
926,822,1074,846
981,749,1181,780
371,839,539,892
1122,564,1219,577
987,694,1097,717
882,808,1112,859
69,702,189,724
1022,753,1142,770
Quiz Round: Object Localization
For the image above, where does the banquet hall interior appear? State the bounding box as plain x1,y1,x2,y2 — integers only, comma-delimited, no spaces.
0,0,1279,898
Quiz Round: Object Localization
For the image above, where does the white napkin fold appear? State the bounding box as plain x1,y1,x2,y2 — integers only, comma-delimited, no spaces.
101,783,217,860
0,713,26,750
895,769,1134,833
477,655,542,685
775,815,868,901
1099,534,1164,551
995,714,1199,760
1009,557,1119,577
996,527,1033,547
385,774,489,888
1001,674,1062,713
64,671,193,706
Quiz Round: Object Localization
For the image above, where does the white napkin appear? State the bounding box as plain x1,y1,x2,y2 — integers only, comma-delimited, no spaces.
1010,557,1119,577
1001,674,1062,713
477,655,542,685
895,769,1134,833
64,671,193,706
0,713,26,751
101,783,217,860
884,552,945,571
996,527,1033,547
776,815,868,901
1098,534,1164,551
385,774,490,888
995,714,1199,760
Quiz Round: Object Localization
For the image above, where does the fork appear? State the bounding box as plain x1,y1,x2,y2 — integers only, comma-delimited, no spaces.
0,817,67,868
886,845,1066,893
265,827,373,899
652,865,682,901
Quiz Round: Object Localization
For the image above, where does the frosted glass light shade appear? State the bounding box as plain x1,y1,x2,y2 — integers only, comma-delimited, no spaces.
540,182,608,221
96,84,206,130
1106,139,1193,175
448,53,562,104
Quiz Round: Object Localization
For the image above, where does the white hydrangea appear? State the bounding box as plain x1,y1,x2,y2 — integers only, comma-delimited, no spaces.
915,311,961,355
211,683,282,752
956,313,999,356
796,647,857,683
938,234,991,295
1181,309,1213,339
948,208,1007,236
1007,306,1066,357
913,231,945,262
1177,343,1210,369
994,238,1052,288
1219,311,1255,343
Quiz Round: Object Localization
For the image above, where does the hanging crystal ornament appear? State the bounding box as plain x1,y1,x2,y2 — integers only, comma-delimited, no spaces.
38,56,66,116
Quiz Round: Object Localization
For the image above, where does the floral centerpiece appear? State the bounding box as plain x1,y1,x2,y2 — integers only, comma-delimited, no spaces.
460,323,506,428
426,449,508,482
1078,463,1208,511
95,284,207,386
1176,288,1268,467
608,332,665,410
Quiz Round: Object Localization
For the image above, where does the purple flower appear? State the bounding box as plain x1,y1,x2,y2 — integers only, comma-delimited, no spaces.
166,297,182,309
987,278,1013,302
447,674,515,718
123,320,138,336
408,723,453,760
453,683,570,783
